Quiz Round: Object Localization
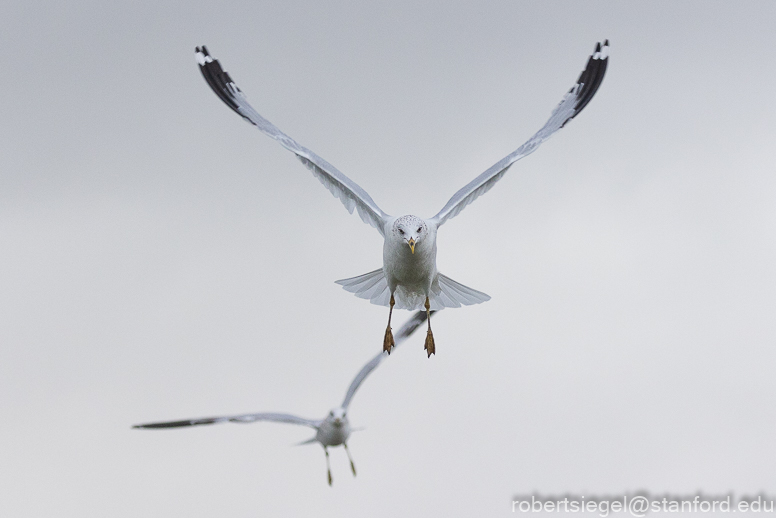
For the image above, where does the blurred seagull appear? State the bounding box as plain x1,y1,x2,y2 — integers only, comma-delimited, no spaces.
133,311,431,486
195,41,608,357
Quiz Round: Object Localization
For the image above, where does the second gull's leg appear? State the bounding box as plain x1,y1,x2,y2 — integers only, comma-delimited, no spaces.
324,446,333,486
344,442,357,476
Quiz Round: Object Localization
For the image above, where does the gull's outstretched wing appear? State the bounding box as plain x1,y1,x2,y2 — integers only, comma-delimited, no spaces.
430,41,609,227
341,310,433,409
133,412,321,429
195,46,391,236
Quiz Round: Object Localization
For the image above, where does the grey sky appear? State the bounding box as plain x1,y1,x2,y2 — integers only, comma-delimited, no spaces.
1,1,775,516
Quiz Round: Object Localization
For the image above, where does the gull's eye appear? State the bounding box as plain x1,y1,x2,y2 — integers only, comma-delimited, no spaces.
417,227,422,233
398,229,405,235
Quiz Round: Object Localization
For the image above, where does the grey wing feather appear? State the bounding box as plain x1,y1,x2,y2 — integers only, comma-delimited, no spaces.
341,310,432,409
133,412,321,429
430,40,609,227
195,46,390,236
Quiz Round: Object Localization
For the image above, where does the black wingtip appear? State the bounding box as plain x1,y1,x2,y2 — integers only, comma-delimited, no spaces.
564,40,609,125
132,419,215,429
194,45,245,116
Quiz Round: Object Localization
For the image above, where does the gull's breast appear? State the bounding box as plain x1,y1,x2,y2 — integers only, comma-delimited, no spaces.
317,421,350,446
384,244,435,284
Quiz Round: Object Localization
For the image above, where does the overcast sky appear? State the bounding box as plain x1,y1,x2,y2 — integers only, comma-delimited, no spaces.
2,1,775,516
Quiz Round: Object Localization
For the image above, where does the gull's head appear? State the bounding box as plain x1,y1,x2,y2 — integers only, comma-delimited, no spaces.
392,216,428,254
328,407,347,427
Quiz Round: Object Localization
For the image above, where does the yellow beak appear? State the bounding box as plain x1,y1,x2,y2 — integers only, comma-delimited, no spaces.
408,238,415,254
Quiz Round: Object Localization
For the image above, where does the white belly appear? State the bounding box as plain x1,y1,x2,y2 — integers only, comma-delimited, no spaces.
316,421,350,447
383,239,437,309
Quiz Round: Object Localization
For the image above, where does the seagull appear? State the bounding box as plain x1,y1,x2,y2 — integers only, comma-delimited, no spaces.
133,311,431,486
195,41,609,357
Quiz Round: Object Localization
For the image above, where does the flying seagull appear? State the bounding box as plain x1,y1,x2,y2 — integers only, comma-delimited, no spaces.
195,41,609,357
133,311,431,486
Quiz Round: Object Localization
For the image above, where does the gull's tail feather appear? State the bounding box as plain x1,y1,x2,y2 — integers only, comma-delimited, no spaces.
336,269,490,310
295,436,319,446
335,268,392,307
430,273,490,310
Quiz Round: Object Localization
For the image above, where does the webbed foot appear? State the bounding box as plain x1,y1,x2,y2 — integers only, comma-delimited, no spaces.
424,329,435,357
383,326,395,354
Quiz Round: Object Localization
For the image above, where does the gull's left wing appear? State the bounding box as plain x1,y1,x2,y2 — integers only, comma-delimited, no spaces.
195,46,391,236
429,40,609,227
132,412,321,429
341,310,432,410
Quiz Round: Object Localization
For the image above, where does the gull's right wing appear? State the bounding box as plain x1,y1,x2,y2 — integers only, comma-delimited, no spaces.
195,46,391,236
341,310,433,410
133,412,321,429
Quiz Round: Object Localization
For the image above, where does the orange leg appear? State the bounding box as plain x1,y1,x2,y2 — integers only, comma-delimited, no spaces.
424,296,435,357
344,442,356,476
383,295,395,354
324,446,333,486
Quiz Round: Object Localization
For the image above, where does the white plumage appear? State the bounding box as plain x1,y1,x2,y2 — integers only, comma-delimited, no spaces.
134,311,431,485
194,41,609,353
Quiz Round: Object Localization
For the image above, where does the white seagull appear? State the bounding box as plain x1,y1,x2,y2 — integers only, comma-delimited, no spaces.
133,311,431,486
195,41,609,357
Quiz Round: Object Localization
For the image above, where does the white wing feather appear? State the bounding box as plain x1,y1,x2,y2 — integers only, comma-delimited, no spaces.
430,40,609,227
196,46,390,236
133,412,321,429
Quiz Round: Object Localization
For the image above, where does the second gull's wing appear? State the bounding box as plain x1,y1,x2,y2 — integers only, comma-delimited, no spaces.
341,311,432,409
133,412,321,429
